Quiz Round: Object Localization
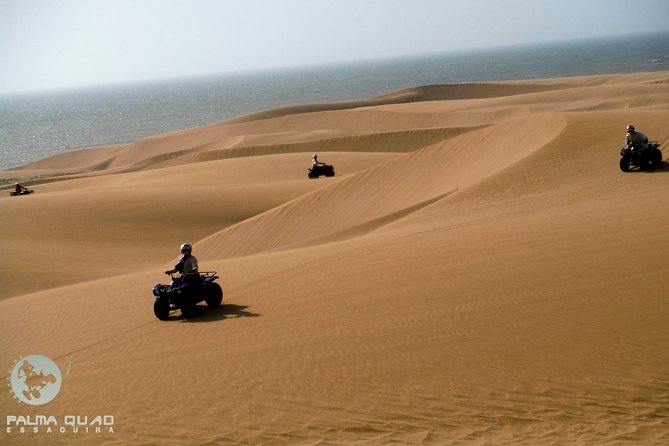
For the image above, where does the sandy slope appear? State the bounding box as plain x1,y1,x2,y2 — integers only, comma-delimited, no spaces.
2,72,669,445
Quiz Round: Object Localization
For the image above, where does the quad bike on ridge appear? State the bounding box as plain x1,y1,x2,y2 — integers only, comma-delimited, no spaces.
10,187,33,197
308,164,335,179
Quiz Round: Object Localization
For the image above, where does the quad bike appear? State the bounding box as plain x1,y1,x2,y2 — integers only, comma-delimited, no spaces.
619,142,662,172
308,164,335,179
10,188,33,197
152,271,222,319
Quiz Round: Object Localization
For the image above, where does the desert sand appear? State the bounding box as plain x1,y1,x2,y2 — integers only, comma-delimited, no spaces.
1,71,669,445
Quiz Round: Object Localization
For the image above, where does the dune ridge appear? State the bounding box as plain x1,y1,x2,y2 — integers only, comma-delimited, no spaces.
2,72,669,445
196,113,566,259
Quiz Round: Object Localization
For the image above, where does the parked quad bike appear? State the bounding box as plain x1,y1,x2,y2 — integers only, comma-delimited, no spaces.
308,164,335,179
152,271,222,320
619,142,662,172
10,188,33,197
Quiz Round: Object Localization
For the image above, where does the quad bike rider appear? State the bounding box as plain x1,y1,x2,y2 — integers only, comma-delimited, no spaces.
625,124,649,149
166,242,199,278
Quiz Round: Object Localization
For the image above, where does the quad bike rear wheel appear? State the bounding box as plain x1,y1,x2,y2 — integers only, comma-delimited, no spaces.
652,148,663,165
205,283,223,307
181,300,197,318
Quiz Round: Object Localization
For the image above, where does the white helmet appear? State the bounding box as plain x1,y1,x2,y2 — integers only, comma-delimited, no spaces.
626,124,635,132
312,153,318,159
180,243,192,253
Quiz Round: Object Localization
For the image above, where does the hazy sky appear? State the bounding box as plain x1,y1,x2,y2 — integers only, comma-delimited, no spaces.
2,0,669,93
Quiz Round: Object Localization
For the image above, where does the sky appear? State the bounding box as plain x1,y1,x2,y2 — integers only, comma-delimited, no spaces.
1,0,669,94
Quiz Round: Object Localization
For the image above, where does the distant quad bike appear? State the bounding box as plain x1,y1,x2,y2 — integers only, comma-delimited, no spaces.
10,188,33,197
619,142,662,172
308,164,335,179
152,271,222,320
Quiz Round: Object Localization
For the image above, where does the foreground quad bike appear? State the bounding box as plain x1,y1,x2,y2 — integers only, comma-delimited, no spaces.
152,271,222,320
308,164,335,179
619,142,662,172
10,188,33,197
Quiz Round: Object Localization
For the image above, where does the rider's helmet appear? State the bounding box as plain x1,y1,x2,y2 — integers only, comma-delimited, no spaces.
312,153,318,160
626,124,635,132
180,243,192,254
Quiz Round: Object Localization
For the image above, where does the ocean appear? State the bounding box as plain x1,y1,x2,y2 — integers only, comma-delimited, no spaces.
2,31,669,171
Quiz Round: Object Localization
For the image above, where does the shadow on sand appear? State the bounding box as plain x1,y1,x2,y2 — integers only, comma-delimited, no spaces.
651,160,669,173
170,304,261,323
623,160,669,173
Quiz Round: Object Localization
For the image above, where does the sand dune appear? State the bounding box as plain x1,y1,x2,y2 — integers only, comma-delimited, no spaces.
2,72,669,445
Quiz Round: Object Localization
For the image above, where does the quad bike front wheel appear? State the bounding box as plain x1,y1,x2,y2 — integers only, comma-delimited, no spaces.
153,297,170,320
619,156,631,172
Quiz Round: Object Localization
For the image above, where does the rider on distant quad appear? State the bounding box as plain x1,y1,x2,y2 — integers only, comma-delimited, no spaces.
311,153,325,170
625,124,649,149
165,243,199,276
14,183,28,194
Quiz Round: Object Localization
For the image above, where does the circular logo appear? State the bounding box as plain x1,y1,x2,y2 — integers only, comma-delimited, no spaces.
9,355,62,405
